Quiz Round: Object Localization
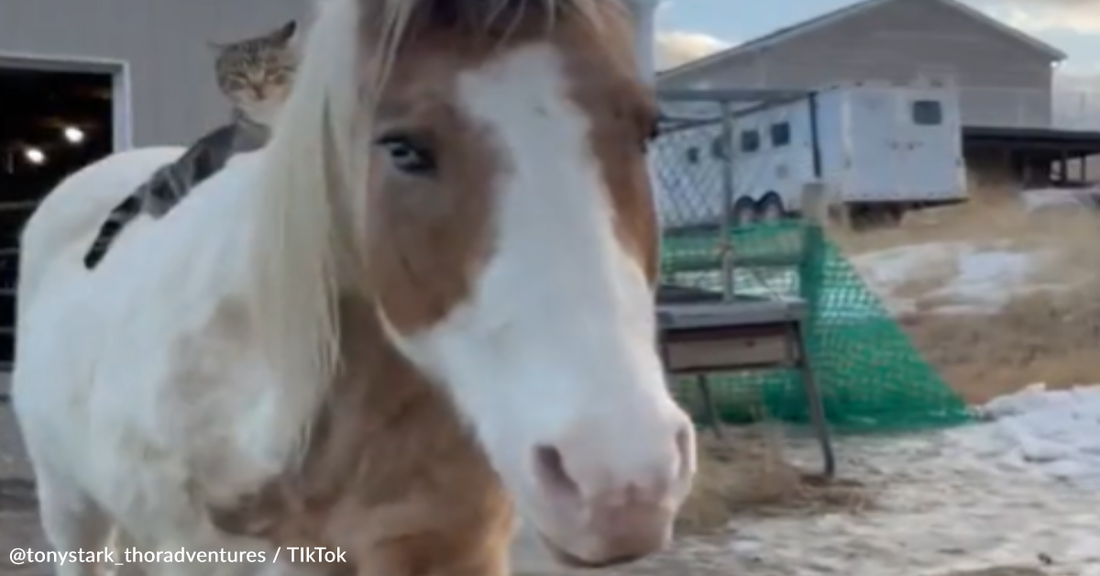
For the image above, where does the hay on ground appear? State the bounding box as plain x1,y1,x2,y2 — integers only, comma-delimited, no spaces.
676,426,873,535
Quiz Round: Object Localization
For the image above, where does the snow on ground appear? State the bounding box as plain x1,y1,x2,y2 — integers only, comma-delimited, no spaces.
850,241,1056,315
967,384,1100,486
1021,187,1100,212
675,238,1057,318
513,385,1100,576
727,384,1100,576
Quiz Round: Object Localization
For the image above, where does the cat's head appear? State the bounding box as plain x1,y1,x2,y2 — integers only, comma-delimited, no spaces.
211,19,299,125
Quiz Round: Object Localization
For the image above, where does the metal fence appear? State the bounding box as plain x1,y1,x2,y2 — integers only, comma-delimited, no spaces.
651,88,809,231
651,88,810,298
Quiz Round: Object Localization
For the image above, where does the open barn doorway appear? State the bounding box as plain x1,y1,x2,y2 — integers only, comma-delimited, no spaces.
0,62,120,370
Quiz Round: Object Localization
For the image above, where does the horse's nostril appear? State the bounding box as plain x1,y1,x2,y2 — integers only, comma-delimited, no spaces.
534,444,580,501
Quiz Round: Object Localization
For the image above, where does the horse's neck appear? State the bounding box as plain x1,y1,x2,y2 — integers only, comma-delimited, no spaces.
206,295,513,572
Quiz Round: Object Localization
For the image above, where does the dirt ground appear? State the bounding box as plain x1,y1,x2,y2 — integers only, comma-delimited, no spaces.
0,374,46,576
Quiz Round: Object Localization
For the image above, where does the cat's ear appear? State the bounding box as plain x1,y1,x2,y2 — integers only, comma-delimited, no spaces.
273,20,298,45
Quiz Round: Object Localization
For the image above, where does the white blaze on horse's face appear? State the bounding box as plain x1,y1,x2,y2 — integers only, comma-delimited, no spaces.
365,3,695,567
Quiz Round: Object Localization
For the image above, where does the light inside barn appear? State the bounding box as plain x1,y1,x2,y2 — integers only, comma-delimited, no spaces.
22,147,45,165
63,126,85,144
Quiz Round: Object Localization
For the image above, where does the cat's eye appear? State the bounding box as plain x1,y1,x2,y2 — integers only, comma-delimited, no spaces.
376,134,437,176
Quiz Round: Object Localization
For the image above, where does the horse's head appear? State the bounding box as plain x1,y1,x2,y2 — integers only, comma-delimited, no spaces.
255,0,695,566
354,0,694,565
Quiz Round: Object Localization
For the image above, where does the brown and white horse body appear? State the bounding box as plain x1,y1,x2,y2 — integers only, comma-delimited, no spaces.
12,1,695,575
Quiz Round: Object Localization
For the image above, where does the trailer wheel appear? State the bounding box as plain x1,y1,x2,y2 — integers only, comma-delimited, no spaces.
849,204,904,230
732,198,756,227
756,193,785,223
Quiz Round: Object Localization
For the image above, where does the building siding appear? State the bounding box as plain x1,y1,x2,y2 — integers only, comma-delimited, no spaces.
0,0,311,147
659,0,1055,128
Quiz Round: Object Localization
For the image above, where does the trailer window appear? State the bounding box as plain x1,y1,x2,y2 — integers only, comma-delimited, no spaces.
710,135,728,159
770,122,791,147
740,130,760,153
912,100,943,125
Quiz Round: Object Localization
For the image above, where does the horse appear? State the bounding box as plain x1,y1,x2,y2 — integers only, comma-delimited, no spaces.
12,0,696,575
16,146,187,318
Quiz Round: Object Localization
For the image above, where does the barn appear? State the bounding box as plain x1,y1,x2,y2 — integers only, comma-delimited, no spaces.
658,0,1068,128
0,0,313,367
657,0,1100,191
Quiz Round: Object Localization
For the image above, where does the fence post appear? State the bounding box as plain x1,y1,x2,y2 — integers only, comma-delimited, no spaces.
799,182,827,344
718,100,736,301
800,181,827,225
625,0,660,83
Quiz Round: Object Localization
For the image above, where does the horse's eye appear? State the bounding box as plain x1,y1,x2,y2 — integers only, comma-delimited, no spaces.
376,135,437,175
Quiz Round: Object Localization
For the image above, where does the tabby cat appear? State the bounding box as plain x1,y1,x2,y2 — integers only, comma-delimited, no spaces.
83,19,299,269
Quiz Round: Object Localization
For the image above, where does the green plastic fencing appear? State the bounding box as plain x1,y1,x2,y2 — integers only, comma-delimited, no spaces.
659,220,972,432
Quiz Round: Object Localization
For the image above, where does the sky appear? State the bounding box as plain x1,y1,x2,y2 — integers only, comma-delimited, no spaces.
654,0,1100,77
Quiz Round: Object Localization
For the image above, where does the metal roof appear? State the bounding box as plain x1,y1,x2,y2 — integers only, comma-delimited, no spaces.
658,0,1067,82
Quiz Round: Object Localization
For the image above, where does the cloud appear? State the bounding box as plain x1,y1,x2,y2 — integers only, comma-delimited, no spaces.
978,0,1100,33
655,31,732,70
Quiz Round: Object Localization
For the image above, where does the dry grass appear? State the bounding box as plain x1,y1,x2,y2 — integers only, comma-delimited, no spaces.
675,426,873,535
832,188,1100,260
831,187,1100,403
904,289,1100,404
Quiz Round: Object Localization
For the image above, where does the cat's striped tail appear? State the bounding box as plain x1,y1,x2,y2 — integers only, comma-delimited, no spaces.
17,147,185,325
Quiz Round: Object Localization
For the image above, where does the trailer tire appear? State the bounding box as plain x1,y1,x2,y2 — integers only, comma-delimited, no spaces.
756,193,785,223
732,198,756,227
849,203,904,230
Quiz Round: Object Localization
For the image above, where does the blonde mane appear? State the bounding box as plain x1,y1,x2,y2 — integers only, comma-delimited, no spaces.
243,0,610,460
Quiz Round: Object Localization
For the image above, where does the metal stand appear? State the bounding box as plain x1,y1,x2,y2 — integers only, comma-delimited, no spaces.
657,299,835,478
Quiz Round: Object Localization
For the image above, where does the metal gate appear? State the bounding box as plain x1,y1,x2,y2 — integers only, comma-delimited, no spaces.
0,170,66,371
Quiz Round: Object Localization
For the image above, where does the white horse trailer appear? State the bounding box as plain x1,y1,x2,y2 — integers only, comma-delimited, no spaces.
653,82,967,229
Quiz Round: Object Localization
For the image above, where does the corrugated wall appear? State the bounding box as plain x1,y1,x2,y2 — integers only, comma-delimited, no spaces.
658,0,1057,129
0,0,312,147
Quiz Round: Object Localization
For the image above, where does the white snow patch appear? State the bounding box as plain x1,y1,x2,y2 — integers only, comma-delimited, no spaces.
963,383,1100,486
853,242,965,290
670,241,1053,319
933,249,1040,311
852,242,1054,315
727,385,1100,575
1022,187,1100,212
